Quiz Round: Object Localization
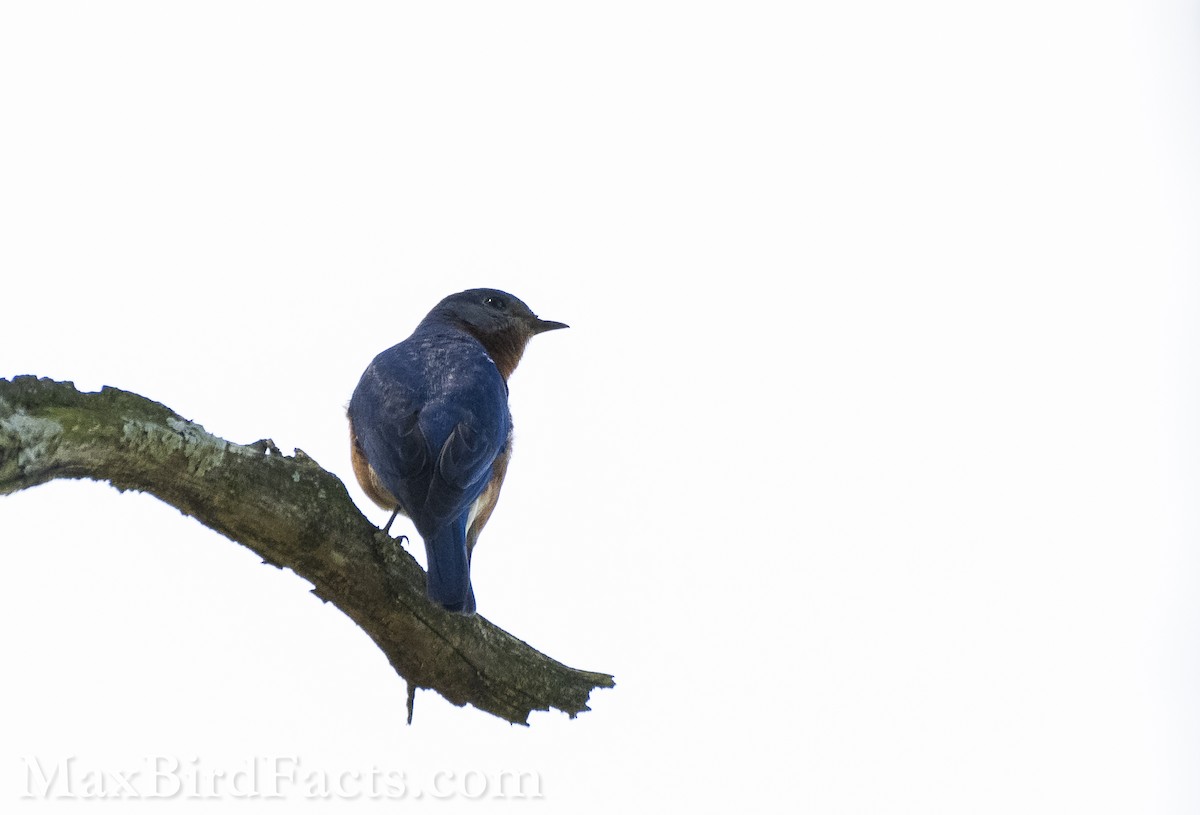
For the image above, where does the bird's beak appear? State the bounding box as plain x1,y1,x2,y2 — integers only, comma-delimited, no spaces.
531,318,569,334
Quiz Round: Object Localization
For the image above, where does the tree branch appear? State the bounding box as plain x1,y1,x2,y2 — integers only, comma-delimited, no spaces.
0,376,613,725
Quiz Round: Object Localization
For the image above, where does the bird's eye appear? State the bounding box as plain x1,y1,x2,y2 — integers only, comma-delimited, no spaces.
484,296,506,310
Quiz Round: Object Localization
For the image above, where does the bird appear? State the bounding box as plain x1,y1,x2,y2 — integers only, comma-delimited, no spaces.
347,288,567,614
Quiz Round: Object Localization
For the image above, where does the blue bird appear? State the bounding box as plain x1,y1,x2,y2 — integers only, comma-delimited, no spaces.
347,289,567,614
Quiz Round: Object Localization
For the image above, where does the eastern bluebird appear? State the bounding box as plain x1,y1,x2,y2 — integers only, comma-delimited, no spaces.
347,288,567,614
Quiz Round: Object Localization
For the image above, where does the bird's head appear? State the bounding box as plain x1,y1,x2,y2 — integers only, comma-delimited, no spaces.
427,288,568,379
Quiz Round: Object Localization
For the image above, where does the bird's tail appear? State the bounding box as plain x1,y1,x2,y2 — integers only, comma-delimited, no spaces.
422,525,476,614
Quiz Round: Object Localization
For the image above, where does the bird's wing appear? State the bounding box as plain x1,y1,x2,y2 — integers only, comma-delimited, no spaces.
362,404,431,483
423,404,508,523
349,362,435,511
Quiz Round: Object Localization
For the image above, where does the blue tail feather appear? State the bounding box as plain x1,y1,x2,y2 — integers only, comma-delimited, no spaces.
423,524,476,614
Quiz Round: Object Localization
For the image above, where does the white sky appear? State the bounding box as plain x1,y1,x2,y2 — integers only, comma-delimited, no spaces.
1,2,1198,812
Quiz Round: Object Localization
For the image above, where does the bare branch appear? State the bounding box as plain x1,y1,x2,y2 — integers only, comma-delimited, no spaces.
0,376,613,725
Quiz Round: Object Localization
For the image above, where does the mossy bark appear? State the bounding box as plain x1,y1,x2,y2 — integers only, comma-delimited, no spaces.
0,376,613,725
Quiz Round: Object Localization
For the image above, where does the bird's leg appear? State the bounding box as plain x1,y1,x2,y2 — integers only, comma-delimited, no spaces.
382,508,400,534
381,508,409,545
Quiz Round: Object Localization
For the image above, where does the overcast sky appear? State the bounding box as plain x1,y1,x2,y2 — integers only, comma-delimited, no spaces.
2,2,1198,812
